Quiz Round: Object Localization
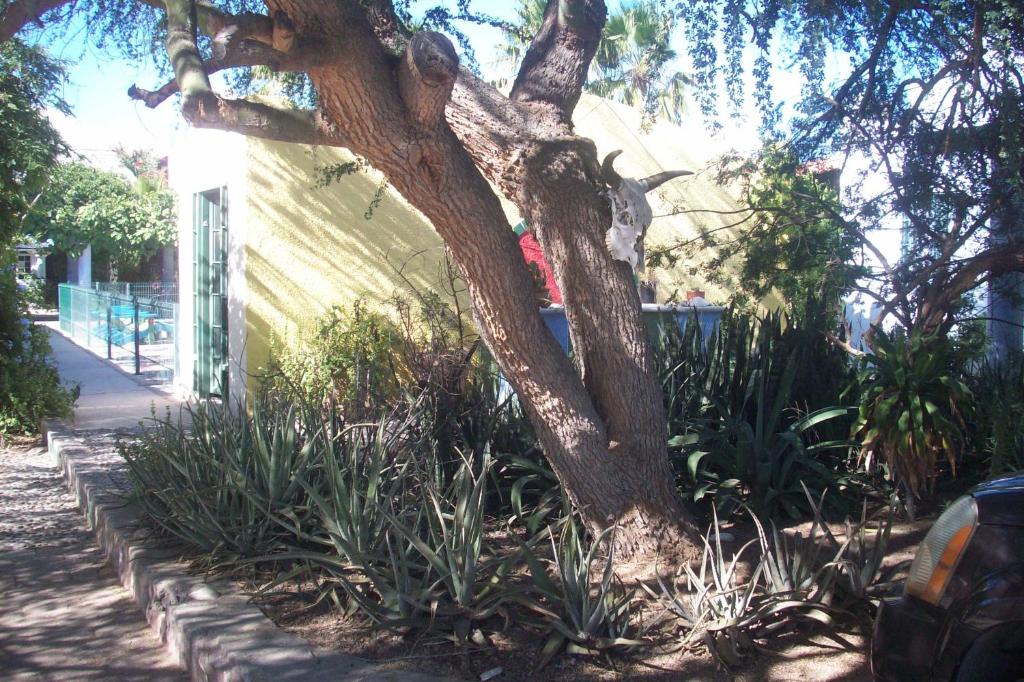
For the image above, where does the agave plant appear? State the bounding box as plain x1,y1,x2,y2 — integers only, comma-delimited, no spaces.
652,489,897,669
382,452,517,635
522,520,647,669
851,328,971,503
119,395,316,558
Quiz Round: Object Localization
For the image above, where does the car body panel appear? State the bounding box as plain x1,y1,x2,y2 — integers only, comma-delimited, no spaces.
872,473,1024,681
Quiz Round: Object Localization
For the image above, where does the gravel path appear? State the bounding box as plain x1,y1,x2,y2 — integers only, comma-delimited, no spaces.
0,438,186,680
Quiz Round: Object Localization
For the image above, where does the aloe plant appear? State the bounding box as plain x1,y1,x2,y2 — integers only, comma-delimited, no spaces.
851,328,971,502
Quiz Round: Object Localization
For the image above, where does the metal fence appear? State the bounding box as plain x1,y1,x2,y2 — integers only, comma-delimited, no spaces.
91,281,179,304
58,283,178,384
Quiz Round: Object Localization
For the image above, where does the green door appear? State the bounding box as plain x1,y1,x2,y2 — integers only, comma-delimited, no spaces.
193,187,228,398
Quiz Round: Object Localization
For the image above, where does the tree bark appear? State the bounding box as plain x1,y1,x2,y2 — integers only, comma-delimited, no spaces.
231,0,700,563
6,0,701,565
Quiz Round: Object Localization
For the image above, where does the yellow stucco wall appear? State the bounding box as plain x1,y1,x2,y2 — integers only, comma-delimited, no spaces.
242,140,451,379
571,95,762,306
239,96,765,381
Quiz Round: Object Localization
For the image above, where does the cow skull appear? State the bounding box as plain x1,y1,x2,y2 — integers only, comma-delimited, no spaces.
601,150,692,272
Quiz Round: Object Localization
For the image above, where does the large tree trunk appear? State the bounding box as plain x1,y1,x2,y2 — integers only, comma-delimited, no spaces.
128,0,702,564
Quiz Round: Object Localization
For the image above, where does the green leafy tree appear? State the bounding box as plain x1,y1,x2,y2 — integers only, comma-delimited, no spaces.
651,145,863,317
675,0,1024,344
0,39,67,241
25,161,176,279
0,38,75,436
588,0,690,123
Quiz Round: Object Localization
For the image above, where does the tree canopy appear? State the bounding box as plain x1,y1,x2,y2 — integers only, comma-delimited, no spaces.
0,38,66,244
674,0,1024,342
23,160,176,276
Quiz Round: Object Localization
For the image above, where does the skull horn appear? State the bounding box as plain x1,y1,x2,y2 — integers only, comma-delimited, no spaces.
601,150,624,190
640,169,693,192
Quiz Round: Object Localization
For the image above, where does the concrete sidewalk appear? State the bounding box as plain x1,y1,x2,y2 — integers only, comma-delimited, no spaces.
0,322,187,679
42,321,183,431
0,442,187,680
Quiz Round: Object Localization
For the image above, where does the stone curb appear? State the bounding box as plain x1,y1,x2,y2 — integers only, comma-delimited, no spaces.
42,421,445,682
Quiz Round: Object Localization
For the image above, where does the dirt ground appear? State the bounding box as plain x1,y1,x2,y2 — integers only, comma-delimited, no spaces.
246,516,932,682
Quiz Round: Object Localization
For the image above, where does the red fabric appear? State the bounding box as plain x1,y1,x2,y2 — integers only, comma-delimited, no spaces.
518,232,562,304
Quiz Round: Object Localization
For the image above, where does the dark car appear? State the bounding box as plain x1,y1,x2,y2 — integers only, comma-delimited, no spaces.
872,473,1024,681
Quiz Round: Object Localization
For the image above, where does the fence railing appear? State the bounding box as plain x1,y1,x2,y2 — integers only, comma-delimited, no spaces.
58,283,178,384
91,281,178,304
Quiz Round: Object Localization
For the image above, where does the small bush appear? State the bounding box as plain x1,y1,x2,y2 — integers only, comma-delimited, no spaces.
850,329,971,503
0,275,77,437
266,300,404,416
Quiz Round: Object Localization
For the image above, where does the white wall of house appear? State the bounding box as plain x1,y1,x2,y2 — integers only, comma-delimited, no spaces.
168,127,250,402
65,245,92,286
16,246,47,279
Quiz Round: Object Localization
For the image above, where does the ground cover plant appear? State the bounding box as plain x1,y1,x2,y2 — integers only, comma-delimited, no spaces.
119,296,918,676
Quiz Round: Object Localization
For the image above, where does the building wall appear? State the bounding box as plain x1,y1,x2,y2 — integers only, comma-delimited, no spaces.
172,96,757,399
571,95,758,306
169,128,250,401
240,139,450,382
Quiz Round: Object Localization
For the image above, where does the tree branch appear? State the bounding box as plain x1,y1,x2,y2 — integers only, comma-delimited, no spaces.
397,31,458,129
129,39,325,109
136,0,237,38
0,0,72,42
186,96,346,146
509,0,606,118
158,0,342,146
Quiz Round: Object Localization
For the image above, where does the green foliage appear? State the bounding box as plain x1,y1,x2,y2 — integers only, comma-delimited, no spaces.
851,329,972,499
0,41,75,438
0,40,68,241
267,301,403,415
0,308,78,436
117,286,905,670
678,1,1024,341
588,1,690,124
659,304,864,519
671,146,862,316
23,161,176,276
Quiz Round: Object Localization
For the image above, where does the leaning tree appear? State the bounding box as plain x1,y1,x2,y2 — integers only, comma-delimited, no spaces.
0,0,704,563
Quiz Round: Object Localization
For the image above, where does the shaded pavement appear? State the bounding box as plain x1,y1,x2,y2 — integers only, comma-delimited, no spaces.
42,320,182,431
0,322,186,679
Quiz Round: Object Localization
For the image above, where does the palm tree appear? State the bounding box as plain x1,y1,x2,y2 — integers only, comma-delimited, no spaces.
493,0,690,124
490,0,547,90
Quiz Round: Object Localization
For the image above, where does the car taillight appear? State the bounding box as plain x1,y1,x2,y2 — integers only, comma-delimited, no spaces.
905,494,978,605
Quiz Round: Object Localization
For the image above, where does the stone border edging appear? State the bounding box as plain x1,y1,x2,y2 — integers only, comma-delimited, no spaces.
42,421,446,682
